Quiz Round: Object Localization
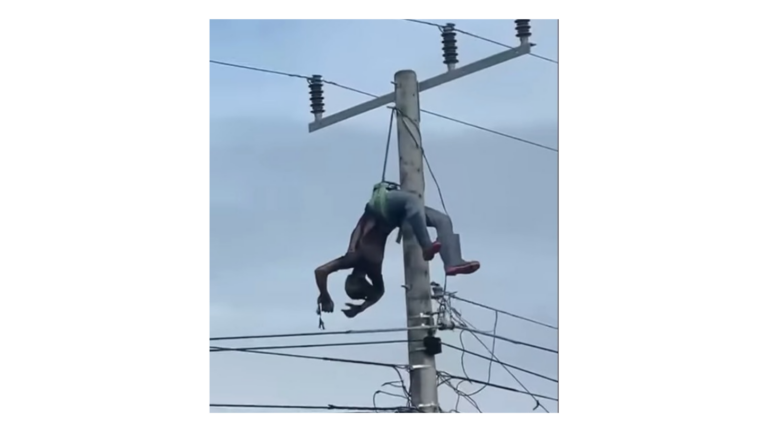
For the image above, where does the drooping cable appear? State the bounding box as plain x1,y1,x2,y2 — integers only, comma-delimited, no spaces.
210,59,555,152
438,373,558,403
453,325,558,354
438,372,482,413
452,312,552,412
452,294,558,330
458,311,499,397
442,342,558,383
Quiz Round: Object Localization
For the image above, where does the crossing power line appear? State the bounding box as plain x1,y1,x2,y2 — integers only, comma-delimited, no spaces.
210,326,435,342
442,342,558,383
453,325,558,354
210,345,410,369
456,312,499,399
209,60,556,153
452,295,558,330
450,310,553,412
210,339,413,351
402,19,559,64
438,373,559,403
439,372,483,412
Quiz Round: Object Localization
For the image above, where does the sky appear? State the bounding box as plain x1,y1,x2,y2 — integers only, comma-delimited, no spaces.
210,19,558,413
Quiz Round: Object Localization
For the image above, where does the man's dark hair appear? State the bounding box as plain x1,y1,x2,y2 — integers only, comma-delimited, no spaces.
345,273,372,300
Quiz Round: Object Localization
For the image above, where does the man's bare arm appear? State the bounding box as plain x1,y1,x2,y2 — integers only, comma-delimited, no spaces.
314,255,355,295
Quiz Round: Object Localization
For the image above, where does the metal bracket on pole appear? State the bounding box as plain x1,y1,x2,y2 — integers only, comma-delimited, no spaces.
307,43,531,133
410,364,435,370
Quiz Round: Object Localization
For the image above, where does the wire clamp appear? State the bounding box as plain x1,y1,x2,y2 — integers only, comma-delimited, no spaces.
315,303,325,330
430,281,444,298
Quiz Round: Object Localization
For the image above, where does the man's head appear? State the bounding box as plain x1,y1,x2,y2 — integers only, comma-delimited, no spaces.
345,272,373,300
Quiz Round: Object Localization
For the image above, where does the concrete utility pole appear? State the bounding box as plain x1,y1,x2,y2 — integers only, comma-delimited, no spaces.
306,19,534,413
393,69,439,412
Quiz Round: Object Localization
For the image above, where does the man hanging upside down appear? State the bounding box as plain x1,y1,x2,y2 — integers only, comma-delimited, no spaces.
315,182,480,318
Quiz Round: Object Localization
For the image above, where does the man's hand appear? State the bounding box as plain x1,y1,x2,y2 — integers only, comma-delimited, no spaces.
318,292,334,313
342,303,363,318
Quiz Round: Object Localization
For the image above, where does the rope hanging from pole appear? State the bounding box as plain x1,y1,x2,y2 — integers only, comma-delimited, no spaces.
381,108,405,244
381,108,395,182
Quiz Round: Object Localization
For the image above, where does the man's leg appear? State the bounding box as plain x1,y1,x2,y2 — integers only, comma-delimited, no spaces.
383,190,441,260
425,206,480,276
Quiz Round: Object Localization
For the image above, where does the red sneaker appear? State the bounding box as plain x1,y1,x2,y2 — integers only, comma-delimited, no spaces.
446,261,480,276
422,241,441,261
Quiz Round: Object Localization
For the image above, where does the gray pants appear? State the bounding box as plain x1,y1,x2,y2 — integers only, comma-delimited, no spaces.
372,190,468,270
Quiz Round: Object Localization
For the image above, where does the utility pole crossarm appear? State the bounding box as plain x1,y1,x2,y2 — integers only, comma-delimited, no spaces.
308,44,531,133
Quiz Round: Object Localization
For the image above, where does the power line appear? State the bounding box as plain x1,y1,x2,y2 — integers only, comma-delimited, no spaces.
421,109,557,152
210,59,555,153
452,295,558,330
530,53,558,64
209,60,310,79
212,346,418,412
442,342,558,383
372,370,413,411
457,311,499,398
454,325,558,354
404,19,444,29
452,313,551,412
439,373,558,402
322,80,378,98
210,326,434,341
210,339,413,351
373,366,413,410
210,345,409,369
212,345,416,411
210,59,379,97
210,403,411,412
374,376,412,408
212,344,417,410
453,28,558,64
440,279,553,412
438,373,482,413
373,389,409,408
400,19,559,65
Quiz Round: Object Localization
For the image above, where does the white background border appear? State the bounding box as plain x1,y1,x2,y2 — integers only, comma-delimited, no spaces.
1,1,766,429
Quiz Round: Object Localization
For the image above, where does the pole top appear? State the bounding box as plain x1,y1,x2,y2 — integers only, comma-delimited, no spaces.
394,69,417,79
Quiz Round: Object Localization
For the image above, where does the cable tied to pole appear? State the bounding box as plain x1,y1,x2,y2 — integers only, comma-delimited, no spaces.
381,107,395,182
391,106,449,217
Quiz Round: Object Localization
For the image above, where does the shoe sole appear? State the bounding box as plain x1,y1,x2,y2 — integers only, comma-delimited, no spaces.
446,262,480,276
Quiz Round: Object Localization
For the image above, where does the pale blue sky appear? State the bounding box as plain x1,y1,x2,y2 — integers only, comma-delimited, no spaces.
210,19,558,413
